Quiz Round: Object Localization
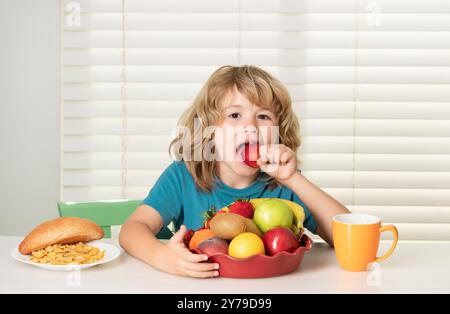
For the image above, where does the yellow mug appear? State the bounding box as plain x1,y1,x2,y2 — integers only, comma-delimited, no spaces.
332,214,398,272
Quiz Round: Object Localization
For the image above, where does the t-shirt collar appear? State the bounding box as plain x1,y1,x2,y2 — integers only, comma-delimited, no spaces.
213,172,267,199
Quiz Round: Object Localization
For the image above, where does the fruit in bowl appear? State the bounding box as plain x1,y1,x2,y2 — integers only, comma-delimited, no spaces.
209,213,247,240
262,227,299,256
186,198,312,278
228,199,254,219
188,229,216,250
253,199,294,233
228,232,265,259
197,237,229,256
243,218,263,237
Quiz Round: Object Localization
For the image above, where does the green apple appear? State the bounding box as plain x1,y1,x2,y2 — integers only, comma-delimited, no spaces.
253,199,293,233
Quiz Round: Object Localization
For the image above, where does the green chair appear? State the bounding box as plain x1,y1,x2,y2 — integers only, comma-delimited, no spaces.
57,199,174,239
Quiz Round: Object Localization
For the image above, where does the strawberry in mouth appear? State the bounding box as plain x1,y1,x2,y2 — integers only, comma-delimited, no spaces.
236,142,260,168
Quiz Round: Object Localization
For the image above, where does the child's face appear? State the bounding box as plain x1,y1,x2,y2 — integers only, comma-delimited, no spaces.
214,86,279,177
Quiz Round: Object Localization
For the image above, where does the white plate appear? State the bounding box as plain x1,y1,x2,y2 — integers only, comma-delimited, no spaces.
11,240,121,271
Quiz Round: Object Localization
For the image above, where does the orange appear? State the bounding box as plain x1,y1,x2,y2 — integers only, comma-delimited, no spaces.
189,229,216,250
228,232,265,258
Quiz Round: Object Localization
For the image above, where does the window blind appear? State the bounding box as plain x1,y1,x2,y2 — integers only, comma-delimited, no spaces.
61,0,450,240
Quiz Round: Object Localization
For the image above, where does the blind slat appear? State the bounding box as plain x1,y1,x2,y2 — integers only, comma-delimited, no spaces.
63,117,450,137
63,31,450,49
63,100,450,120
63,49,450,66
63,135,450,155
62,0,450,14
63,66,450,84
64,13,450,32
62,83,450,102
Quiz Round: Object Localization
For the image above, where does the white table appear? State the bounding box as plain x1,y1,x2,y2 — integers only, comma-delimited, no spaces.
1,236,449,294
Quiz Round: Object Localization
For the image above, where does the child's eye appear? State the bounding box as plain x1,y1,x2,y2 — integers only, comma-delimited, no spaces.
228,113,241,119
257,114,271,120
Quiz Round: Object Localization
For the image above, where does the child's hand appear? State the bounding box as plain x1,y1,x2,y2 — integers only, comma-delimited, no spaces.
156,225,220,278
257,144,298,183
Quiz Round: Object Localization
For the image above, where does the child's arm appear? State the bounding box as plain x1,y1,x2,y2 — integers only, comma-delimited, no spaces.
258,144,350,247
281,172,350,246
119,204,219,278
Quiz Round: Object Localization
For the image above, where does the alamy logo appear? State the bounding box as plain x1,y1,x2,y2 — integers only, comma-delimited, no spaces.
66,1,81,27
366,262,382,287
365,1,382,27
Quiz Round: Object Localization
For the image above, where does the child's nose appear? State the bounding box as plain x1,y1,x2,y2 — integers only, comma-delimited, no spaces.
243,125,257,135
241,125,259,143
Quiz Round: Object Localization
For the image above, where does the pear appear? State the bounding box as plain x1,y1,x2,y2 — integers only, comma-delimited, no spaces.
244,218,263,237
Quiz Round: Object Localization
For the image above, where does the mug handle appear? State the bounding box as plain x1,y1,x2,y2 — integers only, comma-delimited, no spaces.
374,225,399,263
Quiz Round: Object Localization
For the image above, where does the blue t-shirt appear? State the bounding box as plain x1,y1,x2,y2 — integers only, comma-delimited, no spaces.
142,161,318,234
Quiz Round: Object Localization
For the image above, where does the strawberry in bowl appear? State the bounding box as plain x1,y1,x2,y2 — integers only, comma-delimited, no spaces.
228,199,254,219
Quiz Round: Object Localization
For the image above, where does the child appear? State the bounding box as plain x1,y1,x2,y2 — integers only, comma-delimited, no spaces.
119,65,350,278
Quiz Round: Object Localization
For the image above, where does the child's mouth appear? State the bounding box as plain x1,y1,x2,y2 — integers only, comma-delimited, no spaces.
236,142,260,168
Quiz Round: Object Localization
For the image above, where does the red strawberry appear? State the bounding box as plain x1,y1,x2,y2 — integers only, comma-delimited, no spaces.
243,143,260,168
228,199,254,219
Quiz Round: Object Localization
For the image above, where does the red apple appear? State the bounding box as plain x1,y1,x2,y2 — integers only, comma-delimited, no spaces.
262,227,299,256
197,237,229,256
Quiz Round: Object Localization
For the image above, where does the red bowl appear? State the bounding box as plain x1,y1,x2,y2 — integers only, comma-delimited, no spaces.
204,234,313,278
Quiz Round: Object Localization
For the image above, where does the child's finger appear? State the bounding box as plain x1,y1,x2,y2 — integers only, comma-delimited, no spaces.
261,163,279,175
280,151,290,165
257,156,269,166
260,145,280,163
183,260,220,272
185,270,219,279
170,225,187,244
185,251,208,262
259,144,269,157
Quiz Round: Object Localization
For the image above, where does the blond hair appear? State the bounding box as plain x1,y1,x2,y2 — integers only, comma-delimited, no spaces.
169,65,301,192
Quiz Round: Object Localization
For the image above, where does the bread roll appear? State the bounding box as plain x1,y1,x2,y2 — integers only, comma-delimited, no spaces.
19,217,104,255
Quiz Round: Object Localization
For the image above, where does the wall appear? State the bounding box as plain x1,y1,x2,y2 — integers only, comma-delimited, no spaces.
0,0,60,235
